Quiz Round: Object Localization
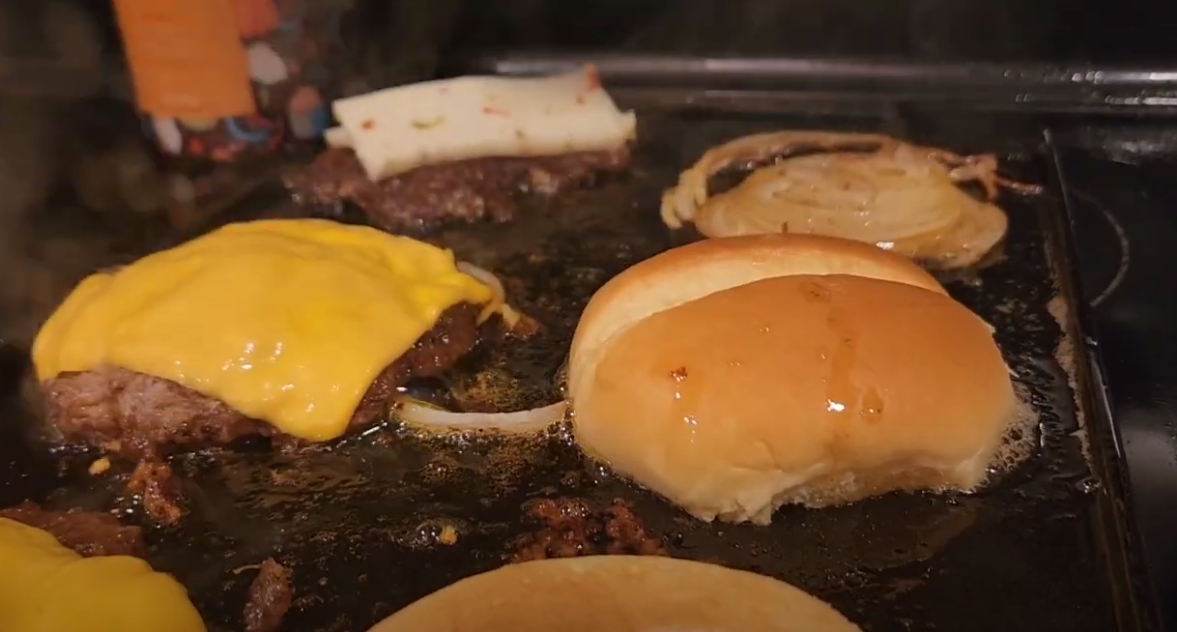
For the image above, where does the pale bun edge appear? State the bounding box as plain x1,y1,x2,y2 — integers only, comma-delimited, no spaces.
366,556,862,632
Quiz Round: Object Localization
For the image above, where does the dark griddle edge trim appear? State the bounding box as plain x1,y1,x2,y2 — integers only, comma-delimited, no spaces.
1044,129,1163,632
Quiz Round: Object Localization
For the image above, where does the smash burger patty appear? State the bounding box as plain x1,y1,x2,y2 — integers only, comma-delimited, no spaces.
284,145,631,233
43,303,489,457
32,219,504,457
289,66,637,232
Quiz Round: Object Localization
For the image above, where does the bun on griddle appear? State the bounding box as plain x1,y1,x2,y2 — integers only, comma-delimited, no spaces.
568,234,1016,524
366,556,862,632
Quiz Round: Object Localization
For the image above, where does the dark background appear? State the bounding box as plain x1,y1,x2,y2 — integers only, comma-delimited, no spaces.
446,0,1177,64
42,0,1177,82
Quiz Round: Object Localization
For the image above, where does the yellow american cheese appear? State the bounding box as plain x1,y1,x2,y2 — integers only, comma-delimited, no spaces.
32,219,495,441
0,518,207,632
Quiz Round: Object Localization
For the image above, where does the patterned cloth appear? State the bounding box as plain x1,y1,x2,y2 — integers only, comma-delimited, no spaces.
145,0,336,162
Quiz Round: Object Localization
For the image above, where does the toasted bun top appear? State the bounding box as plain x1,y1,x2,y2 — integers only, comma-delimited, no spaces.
567,235,1015,523
570,234,945,406
366,556,861,632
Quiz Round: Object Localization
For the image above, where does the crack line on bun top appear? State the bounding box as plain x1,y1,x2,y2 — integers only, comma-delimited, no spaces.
29,218,534,459
566,233,1032,525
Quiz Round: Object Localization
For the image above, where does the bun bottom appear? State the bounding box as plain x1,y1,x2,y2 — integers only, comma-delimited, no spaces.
367,556,862,632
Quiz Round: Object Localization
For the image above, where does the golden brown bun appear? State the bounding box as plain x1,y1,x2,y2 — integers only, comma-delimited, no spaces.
568,235,1015,524
570,235,945,387
366,556,862,632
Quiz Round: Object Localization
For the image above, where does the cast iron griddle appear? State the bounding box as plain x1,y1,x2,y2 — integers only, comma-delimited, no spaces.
1050,127,1177,630
0,98,1153,632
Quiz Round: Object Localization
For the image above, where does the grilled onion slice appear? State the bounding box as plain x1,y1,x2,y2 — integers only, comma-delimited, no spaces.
394,398,567,434
661,131,1042,269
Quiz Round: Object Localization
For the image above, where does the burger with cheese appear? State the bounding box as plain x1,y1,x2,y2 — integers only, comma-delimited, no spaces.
365,556,862,632
567,234,1018,524
286,65,637,233
31,218,508,457
0,518,206,632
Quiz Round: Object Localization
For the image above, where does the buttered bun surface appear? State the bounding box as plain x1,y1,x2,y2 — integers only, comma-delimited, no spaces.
366,556,861,632
568,234,1017,524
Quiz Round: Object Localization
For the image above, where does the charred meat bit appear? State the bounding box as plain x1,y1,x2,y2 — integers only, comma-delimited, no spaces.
283,146,630,233
42,303,488,458
0,501,145,557
603,502,666,556
244,558,294,632
126,461,184,525
509,497,665,562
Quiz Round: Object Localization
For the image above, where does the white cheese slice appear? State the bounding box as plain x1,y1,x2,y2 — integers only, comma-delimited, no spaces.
331,66,637,182
324,127,352,148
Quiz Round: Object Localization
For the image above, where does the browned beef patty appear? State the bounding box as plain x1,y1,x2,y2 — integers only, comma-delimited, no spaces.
0,501,145,557
282,146,631,233
42,303,488,458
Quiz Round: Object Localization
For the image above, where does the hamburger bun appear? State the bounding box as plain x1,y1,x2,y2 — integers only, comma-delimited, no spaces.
568,234,1016,524
366,556,861,632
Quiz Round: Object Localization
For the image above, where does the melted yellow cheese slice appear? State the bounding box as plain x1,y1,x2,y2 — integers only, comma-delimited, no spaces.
32,219,495,440
0,518,207,632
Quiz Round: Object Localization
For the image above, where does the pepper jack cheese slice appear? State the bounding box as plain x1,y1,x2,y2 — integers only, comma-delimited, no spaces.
331,65,637,182
32,219,496,441
324,125,353,148
0,518,206,632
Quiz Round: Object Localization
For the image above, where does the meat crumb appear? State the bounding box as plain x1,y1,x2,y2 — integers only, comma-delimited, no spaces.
270,468,297,486
509,497,666,562
244,558,294,632
438,524,459,545
43,304,487,458
125,461,183,525
507,312,541,339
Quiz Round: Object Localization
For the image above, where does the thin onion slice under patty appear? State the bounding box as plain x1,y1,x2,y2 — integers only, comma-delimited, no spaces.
394,398,568,434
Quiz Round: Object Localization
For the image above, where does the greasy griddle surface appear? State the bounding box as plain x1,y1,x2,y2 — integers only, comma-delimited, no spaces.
0,112,1109,632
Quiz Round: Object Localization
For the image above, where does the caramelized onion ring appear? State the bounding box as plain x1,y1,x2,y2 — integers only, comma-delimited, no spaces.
660,131,1044,269
394,399,568,434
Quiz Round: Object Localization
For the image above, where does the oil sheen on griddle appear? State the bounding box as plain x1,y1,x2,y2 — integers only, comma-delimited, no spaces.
22,114,1101,632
